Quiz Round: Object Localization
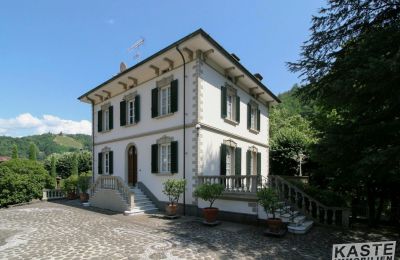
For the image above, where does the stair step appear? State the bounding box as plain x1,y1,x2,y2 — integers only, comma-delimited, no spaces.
291,215,306,225
287,220,313,234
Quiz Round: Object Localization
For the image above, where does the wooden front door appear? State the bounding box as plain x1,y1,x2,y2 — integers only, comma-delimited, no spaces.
128,146,137,186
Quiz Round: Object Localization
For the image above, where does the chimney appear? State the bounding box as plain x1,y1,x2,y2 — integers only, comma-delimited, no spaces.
254,73,263,81
231,53,240,62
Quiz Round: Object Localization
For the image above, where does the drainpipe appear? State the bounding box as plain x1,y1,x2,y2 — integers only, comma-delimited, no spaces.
176,46,186,216
86,96,95,184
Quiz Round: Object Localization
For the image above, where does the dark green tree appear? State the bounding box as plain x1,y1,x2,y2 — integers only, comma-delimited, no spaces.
11,144,18,159
28,142,37,161
289,0,400,226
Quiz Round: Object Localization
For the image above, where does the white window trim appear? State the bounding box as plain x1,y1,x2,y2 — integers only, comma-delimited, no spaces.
127,99,135,125
159,143,171,174
159,85,171,116
104,151,110,175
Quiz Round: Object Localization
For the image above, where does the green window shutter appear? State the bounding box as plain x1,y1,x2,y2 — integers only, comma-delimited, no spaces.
170,79,178,113
109,151,114,175
109,106,114,130
246,150,251,175
151,144,158,173
257,152,261,176
98,152,103,174
220,144,227,176
247,103,251,129
236,96,240,122
134,95,140,123
235,147,241,176
120,100,126,126
221,86,227,118
151,88,159,118
170,141,178,173
97,110,103,132
257,109,261,131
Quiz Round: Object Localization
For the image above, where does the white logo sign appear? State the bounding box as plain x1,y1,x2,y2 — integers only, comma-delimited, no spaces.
332,241,396,260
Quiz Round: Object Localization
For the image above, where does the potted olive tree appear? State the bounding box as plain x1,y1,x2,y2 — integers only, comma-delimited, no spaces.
194,183,224,224
62,174,78,200
162,179,186,216
257,187,283,234
77,171,92,203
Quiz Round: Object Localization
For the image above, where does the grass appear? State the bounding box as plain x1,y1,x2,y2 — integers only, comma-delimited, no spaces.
53,135,83,149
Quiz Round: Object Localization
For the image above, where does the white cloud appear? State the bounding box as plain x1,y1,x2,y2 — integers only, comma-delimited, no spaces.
0,113,91,137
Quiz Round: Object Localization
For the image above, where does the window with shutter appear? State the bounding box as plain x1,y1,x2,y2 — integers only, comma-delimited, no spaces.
120,100,126,126
236,96,240,122
98,152,103,174
220,144,227,176
246,150,251,175
151,144,158,173
134,95,140,123
109,151,113,175
221,86,227,118
108,106,113,130
257,109,261,131
170,141,178,173
151,88,159,118
235,147,241,176
98,110,103,132
170,79,178,113
257,152,261,176
248,101,260,132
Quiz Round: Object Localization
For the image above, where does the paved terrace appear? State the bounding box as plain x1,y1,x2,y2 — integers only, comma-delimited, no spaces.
0,201,398,260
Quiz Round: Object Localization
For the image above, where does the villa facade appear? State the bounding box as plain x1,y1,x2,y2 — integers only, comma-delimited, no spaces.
79,29,280,221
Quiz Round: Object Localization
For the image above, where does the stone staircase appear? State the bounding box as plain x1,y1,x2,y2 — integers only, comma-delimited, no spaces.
268,202,314,234
123,186,158,216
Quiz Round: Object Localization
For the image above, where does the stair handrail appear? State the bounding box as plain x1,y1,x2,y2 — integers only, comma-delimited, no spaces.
89,175,135,211
269,175,350,227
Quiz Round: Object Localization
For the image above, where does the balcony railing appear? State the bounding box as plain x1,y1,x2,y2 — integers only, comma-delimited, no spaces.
197,175,259,194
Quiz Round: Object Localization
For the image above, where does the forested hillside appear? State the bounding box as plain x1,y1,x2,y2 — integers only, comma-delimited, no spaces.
0,133,92,160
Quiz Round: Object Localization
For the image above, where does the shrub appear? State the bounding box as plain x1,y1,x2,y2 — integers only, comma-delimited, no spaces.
257,187,280,219
0,159,53,207
162,179,186,206
62,174,78,193
77,171,92,193
193,183,224,208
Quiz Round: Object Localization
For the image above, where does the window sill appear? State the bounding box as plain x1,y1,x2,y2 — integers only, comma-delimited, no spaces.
152,172,176,176
122,122,138,128
155,112,175,120
98,129,112,134
224,118,239,126
249,128,260,134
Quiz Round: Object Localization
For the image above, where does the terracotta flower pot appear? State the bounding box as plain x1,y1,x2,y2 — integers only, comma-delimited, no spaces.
80,192,89,203
165,204,178,216
67,191,76,200
266,218,283,233
203,207,219,223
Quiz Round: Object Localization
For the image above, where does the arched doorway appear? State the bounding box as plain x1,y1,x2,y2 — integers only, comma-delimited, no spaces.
127,146,137,186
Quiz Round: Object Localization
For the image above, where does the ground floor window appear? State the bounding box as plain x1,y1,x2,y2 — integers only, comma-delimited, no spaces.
151,138,178,174
98,150,113,175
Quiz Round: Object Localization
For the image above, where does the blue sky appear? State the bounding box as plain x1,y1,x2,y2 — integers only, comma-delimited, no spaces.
0,0,324,137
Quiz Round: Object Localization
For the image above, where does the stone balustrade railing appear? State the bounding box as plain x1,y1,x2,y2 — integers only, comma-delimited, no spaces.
269,175,350,227
197,175,259,194
42,189,65,201
90,175,135,211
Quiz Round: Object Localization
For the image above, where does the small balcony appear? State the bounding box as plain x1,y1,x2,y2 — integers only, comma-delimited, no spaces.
197,175,260,201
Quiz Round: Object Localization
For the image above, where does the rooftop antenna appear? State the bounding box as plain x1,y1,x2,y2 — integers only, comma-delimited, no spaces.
128,37,145,62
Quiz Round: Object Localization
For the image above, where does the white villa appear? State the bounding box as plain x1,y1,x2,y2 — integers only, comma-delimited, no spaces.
78,29,281,222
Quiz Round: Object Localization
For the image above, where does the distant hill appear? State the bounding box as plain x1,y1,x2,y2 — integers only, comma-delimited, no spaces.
0,133,92,160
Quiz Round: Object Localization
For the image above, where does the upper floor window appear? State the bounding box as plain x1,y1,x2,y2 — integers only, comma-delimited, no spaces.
151,77,178,118
247,101,260,132
120,94,140,126
160,85,171,116
221,85,240,123
151,136,178,174
97,104,113,133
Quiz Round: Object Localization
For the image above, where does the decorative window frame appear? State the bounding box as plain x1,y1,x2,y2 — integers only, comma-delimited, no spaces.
123,91,137,126
223,139,237,148
156,75,174,118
